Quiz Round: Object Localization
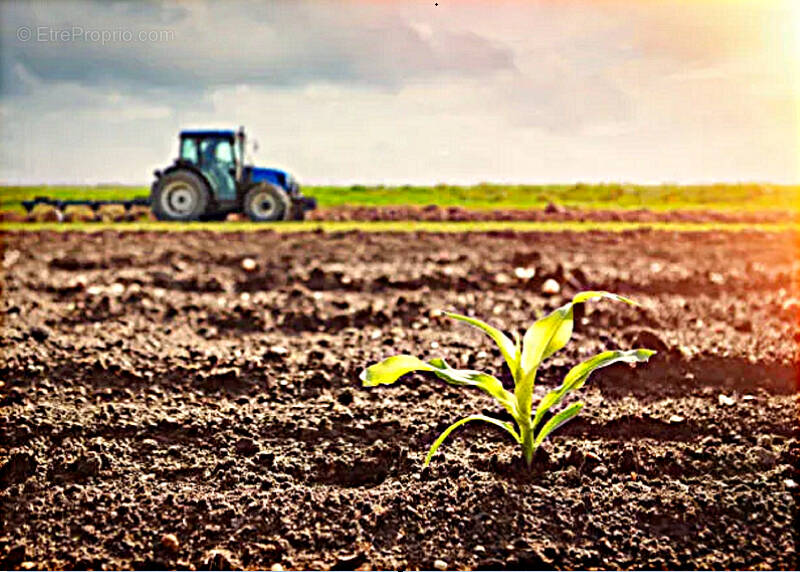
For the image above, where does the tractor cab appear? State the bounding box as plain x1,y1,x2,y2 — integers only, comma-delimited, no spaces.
178,129,240,203
150,127,315,222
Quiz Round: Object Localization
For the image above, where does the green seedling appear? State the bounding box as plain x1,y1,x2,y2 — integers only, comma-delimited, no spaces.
360,291,655,468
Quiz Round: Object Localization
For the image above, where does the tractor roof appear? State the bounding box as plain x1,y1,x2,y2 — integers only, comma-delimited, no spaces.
180,129,236,139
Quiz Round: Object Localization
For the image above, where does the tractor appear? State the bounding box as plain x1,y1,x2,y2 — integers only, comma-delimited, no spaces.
22,127,316,222
151,127,316,221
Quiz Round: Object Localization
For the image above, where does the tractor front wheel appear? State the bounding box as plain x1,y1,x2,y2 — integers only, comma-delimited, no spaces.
151,171,210,221
243,184,289,222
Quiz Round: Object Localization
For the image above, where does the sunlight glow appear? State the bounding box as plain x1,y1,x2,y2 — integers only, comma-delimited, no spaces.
790,0,800,184
792,1,800,61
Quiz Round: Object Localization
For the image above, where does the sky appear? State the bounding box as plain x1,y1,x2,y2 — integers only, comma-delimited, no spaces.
0,0,798,186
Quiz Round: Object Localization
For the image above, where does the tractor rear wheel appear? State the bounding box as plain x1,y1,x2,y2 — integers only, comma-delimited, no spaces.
243,183,289,222
151,171,210,221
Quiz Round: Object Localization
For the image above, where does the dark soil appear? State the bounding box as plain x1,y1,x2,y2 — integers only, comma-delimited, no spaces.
0,229,797,570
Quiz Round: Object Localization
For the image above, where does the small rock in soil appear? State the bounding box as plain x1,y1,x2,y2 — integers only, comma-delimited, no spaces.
332,551,367,570
514,267,535,280
265,346,289,360
202,549,240,571
784,478,797,489
718,394,736,406
494,272,511,285
433,559,448,570
241,258,257,272
583,451,602,468
142,439,159,450
668,414,685,424
161,533,180,553
541,278,560,295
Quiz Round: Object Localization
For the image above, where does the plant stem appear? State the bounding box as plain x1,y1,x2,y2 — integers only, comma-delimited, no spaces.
522,425,534,467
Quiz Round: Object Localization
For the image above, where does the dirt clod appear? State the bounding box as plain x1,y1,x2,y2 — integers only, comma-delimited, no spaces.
0,452,37,488
629,328,669,353
29,327,50,343
1,545,27,569
160,533,180,553
234,437,259,456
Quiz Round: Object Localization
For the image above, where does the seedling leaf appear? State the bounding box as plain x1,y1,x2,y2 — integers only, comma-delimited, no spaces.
533,401,584,448
424,414,522,466
518,291,640,421
427,358,518,417
359,355,518,416
531,348,655,432
359,355,433,386
563,348,655,390
572,290,637,306
445,312,518,380
518,303,572,419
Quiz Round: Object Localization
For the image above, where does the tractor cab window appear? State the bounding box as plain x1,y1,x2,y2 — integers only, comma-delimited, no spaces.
200,138,234,165
180,138,198,163
215,140,234,164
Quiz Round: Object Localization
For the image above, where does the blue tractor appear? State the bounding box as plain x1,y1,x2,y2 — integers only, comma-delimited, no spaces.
151,127,316,221
22,127,316,222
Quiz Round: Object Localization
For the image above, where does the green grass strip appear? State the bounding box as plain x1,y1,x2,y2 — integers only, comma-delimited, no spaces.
2,183,799,212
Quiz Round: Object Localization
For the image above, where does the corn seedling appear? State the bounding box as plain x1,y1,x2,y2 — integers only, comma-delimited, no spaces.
360,291,655,468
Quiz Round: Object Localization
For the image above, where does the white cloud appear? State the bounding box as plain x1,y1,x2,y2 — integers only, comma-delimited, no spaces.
0,0,797,185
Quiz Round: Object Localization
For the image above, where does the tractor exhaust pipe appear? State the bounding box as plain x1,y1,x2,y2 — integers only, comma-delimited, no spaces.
236,126,245,183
